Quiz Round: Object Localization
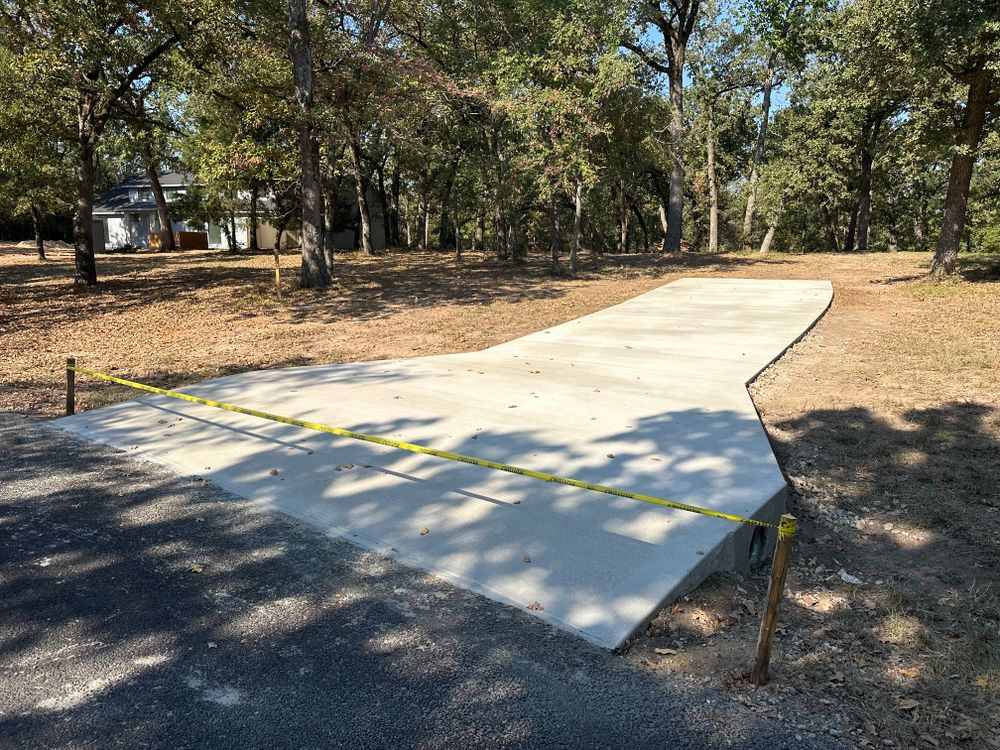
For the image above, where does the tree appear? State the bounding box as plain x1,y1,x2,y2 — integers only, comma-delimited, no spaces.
0,0,213,284
288,0,330,288
877,0,1000,273
0,48,73,260
738,0,830,248
625,0,701,254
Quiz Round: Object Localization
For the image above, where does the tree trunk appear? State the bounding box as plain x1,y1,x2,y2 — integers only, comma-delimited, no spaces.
494,203,508,260
511,210,524,263
273,234,283,301
388,162,401,247
422,208,430,251
73,131,98,285
474,211,484,252
913,197,925,253
352,145,375,255
618,182,627,253
418,175,429,250
666,56,685,255
30,204,45,261
887,215,899,253
249,183,260,252
707,110,719,253
377,165,391,248
438,157,458,250
145,162,176,253
931,72,992,274
549,191,560,271
743,53,776,248
590,228,600,256
844,203,859,253
322,139,340,268
221,214,238,254
629,200,649,253
289,0,330,289
437,156,459,250
658,200,668,253
822,205,841,252
759,205,782,254
854,112,882,253
354,171,375,255
454,216,462,263
570,182,582,271
855,146,875,253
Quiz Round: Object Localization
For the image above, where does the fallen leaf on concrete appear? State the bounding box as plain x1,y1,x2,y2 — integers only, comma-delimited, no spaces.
420,527,430,536
606,453,615,458
268,468,279,476
527,602,544,611
189,564,205,573
207,642,218,649
523,555,531,563
654,647,678,655
972,674,989,688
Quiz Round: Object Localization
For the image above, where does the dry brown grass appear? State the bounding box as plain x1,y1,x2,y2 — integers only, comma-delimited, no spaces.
2,244,998,748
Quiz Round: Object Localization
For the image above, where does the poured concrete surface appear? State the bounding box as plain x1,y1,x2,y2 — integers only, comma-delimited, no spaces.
56,278,833,649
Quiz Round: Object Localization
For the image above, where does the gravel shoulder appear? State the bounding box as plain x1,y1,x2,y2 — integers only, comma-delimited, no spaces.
0,412,840,750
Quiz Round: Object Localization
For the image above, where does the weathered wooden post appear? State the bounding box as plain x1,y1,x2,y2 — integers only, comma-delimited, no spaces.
66,357,76,416
751,513,797,686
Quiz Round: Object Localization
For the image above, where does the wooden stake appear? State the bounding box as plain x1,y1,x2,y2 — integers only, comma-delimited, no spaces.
751,513,797,686
66,357,76,415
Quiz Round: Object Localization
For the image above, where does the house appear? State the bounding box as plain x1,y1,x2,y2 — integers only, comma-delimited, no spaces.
91,172,385,253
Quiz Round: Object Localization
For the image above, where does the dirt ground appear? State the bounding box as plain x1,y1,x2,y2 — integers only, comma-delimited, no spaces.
2,244,998,749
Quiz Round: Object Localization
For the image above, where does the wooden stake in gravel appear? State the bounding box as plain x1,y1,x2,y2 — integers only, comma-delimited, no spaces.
751,513,797,686
66,357,76,415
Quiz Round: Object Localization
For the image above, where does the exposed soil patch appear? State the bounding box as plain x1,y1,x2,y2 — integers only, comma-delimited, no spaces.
2,244,998,749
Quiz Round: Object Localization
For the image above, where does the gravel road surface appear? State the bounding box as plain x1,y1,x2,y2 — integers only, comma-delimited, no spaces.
0,413,840,749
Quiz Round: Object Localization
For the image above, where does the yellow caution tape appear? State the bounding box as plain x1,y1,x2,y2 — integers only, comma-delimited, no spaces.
777,514,798,540
68,364,784,531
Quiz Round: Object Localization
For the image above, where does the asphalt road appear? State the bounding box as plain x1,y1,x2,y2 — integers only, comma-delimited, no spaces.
0,413,840,750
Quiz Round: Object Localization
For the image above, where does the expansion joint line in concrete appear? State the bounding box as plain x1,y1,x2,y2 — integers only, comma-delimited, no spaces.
66,364,785,532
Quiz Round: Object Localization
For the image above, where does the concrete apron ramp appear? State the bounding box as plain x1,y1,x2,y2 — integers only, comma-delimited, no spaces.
56,278,833,649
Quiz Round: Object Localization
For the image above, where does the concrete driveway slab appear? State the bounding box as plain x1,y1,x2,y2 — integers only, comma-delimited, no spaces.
56,277,832,648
